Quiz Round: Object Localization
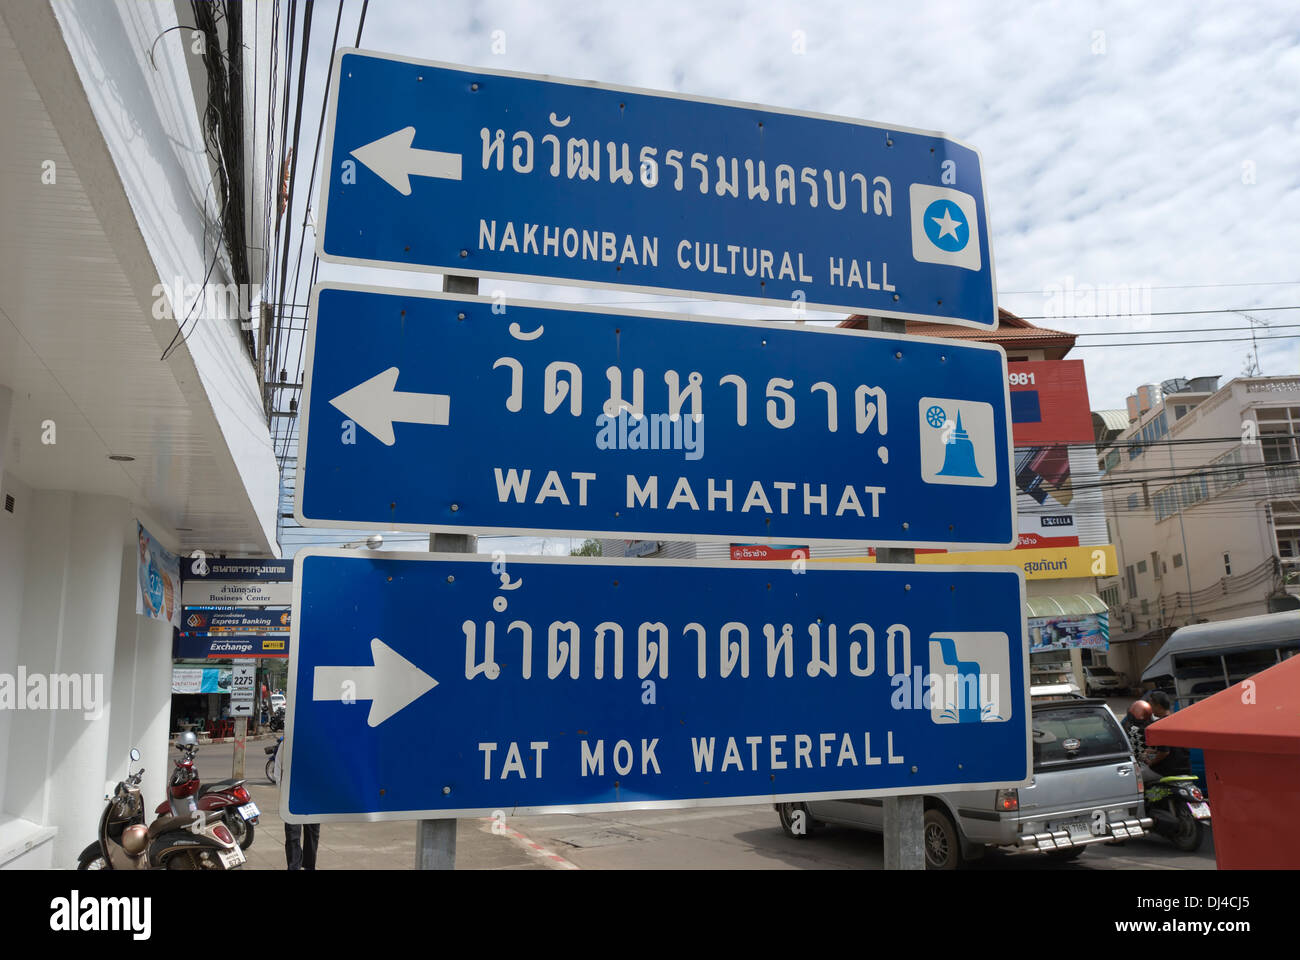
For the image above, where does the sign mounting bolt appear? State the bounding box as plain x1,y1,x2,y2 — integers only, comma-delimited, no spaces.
442,786,451,794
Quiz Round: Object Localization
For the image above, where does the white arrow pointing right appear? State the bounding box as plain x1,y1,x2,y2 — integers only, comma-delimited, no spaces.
313,637,438,727
350,126,462,195
329,366,450,446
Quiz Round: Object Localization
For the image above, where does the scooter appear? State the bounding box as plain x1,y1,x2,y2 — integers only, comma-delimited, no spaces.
154,732,259,851
1145,774,1211,852
76,747,245,870
265,736,283,783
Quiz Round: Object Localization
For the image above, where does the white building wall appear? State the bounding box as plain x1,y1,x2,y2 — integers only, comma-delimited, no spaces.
1104,378,1296,635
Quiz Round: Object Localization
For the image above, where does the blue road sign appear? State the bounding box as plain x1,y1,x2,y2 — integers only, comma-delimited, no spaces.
281,551,1029,822
317,50,998,329
295,283,1016,549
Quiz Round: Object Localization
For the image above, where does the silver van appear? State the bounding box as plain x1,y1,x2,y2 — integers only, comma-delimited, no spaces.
775,696,1151,868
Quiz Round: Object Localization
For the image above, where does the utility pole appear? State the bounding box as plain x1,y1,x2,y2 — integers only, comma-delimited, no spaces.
415,272,480,871
1166,435,1195,622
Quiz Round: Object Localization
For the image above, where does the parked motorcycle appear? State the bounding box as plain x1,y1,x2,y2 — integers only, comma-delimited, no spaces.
153,732,259,851
1145,774,1211,852
265,735,283,784
76,747,246,870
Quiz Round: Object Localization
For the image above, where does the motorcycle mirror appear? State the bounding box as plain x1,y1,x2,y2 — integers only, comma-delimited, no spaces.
130,748,141,762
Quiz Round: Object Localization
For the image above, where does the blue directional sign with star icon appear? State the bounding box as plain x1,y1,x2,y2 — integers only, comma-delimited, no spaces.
316,50,999,328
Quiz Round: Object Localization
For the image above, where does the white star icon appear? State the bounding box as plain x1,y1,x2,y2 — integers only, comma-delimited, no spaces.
931,208,964,240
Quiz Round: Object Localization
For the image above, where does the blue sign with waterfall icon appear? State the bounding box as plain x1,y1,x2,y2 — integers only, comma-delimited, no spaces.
316,50,998,329
296,284,1016,549
280,550,1029,822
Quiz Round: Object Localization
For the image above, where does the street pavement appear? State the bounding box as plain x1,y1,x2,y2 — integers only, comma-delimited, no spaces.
180,737,1216,871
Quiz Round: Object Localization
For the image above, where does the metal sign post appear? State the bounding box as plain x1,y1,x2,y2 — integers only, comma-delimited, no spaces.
870,315,925,870
415,273,479,871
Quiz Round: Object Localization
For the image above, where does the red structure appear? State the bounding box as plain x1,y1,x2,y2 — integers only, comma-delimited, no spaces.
1145,654,1300,869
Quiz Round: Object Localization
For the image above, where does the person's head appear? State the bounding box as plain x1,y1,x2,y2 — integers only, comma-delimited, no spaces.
1128,699,1152,722
1148,691,1172,718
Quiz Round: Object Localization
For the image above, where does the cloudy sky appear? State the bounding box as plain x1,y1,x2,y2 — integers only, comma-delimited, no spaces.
276,0,1300,552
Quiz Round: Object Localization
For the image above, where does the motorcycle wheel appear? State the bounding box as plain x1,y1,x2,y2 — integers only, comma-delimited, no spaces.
165,851,201,869
77,853,108,870
1171,814,1203,852
266,757,276,783
227,812,255,851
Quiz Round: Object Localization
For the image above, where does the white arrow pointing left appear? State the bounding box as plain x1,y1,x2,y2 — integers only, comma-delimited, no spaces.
313,637,438,727
350,126,462,195
329,366,450,446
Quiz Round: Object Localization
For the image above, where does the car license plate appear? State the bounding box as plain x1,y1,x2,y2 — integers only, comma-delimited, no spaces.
218,846,245,869
1188,801,1211,820
1065,821,1092,843
238,801,260,820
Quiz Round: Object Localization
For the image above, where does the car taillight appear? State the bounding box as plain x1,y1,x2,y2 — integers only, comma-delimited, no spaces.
995,788,1019,812
1137,776,1144,793
212,824,234,845
233,786,251,803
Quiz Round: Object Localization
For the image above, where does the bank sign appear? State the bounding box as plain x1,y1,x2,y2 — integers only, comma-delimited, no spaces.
281,551,1029,822
295,284,1015,550
317,51,997,328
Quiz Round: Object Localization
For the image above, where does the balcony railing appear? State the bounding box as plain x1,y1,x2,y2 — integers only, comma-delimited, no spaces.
1265,464,1300,498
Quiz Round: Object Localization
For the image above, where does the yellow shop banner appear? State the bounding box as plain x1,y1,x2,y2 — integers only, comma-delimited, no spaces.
812,545,1117,579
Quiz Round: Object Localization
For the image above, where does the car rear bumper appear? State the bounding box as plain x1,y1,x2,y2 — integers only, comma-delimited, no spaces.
1017,816,1152,852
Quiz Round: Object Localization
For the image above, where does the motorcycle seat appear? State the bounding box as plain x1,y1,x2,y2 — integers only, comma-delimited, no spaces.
199,778,242,795
149,813,198,837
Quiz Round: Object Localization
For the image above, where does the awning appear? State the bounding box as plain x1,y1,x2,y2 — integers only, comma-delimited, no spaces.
1093,409,1130,433
1026,594,1109,618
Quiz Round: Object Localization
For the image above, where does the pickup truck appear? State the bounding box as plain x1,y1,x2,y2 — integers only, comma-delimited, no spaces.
775,696,1152,868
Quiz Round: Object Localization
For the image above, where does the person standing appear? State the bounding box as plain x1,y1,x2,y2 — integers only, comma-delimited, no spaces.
273,734,320,869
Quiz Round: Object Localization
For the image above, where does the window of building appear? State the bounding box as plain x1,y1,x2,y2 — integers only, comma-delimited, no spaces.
1153,486,1179,522
1137,559,1148,574
1100,585,1120,608
1127,492,1139,511
1258,407,1300,467
1125,565,1137,598
1174,404,1187,419
1224,552,1232,576
1151,552,1161,580
1141,599,1149,615
1173,553,1183,568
